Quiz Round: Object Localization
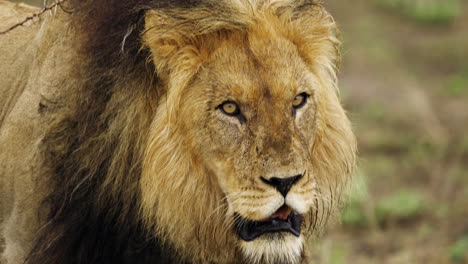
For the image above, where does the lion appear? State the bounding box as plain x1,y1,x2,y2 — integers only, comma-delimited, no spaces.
0,0,357,263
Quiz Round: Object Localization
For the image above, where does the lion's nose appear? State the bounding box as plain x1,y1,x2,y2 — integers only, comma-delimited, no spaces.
261,174,303,197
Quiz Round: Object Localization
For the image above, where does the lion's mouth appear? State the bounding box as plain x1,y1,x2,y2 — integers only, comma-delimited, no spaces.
234,205,302,241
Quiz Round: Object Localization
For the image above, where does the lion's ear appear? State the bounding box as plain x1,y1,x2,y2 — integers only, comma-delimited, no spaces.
143,10,205,83
143,7,247,83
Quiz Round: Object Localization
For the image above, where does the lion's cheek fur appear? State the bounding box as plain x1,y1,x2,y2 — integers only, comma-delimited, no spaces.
140,103,238,262
309,89,357,216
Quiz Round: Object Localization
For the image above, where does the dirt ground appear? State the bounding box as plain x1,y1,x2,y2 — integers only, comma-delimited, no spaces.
6,0,468,263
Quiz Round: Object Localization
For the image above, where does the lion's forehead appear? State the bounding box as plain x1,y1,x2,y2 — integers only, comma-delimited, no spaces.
207,35,312,104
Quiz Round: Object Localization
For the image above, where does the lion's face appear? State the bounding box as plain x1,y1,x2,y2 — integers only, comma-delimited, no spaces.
176,35,330,263
141,2,356,264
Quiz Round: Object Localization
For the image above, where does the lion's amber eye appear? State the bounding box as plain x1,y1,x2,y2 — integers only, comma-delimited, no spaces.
292,93,308,109
219,101,241,116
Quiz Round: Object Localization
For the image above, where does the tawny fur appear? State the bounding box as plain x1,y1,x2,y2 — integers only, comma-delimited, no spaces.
0,0,356,263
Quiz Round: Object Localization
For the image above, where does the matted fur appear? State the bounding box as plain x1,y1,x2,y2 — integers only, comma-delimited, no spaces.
0,0,356,264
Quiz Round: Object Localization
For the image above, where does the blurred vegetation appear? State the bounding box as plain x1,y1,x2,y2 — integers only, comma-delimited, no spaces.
447,68,468,96
450,236,468,263
377,0,461,24
374,189,426,225
315,0,467,263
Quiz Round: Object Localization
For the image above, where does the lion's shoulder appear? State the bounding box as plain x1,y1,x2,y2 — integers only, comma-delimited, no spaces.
0,0,40,38
0,0,39,24
0,1,42,122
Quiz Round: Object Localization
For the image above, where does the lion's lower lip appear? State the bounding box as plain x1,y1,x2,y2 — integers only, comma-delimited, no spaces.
234,211,302,242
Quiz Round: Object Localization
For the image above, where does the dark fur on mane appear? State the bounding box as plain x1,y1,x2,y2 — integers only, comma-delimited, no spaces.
26,1,205,263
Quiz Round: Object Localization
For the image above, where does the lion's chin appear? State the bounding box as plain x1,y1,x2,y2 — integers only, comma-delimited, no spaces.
234,205,304,264
239,234,304,264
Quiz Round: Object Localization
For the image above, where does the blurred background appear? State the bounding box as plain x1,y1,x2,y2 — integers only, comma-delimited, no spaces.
11,0,468,263
319,1,468,263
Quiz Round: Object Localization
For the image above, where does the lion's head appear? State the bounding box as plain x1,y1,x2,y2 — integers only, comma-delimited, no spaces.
140,1,356,263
